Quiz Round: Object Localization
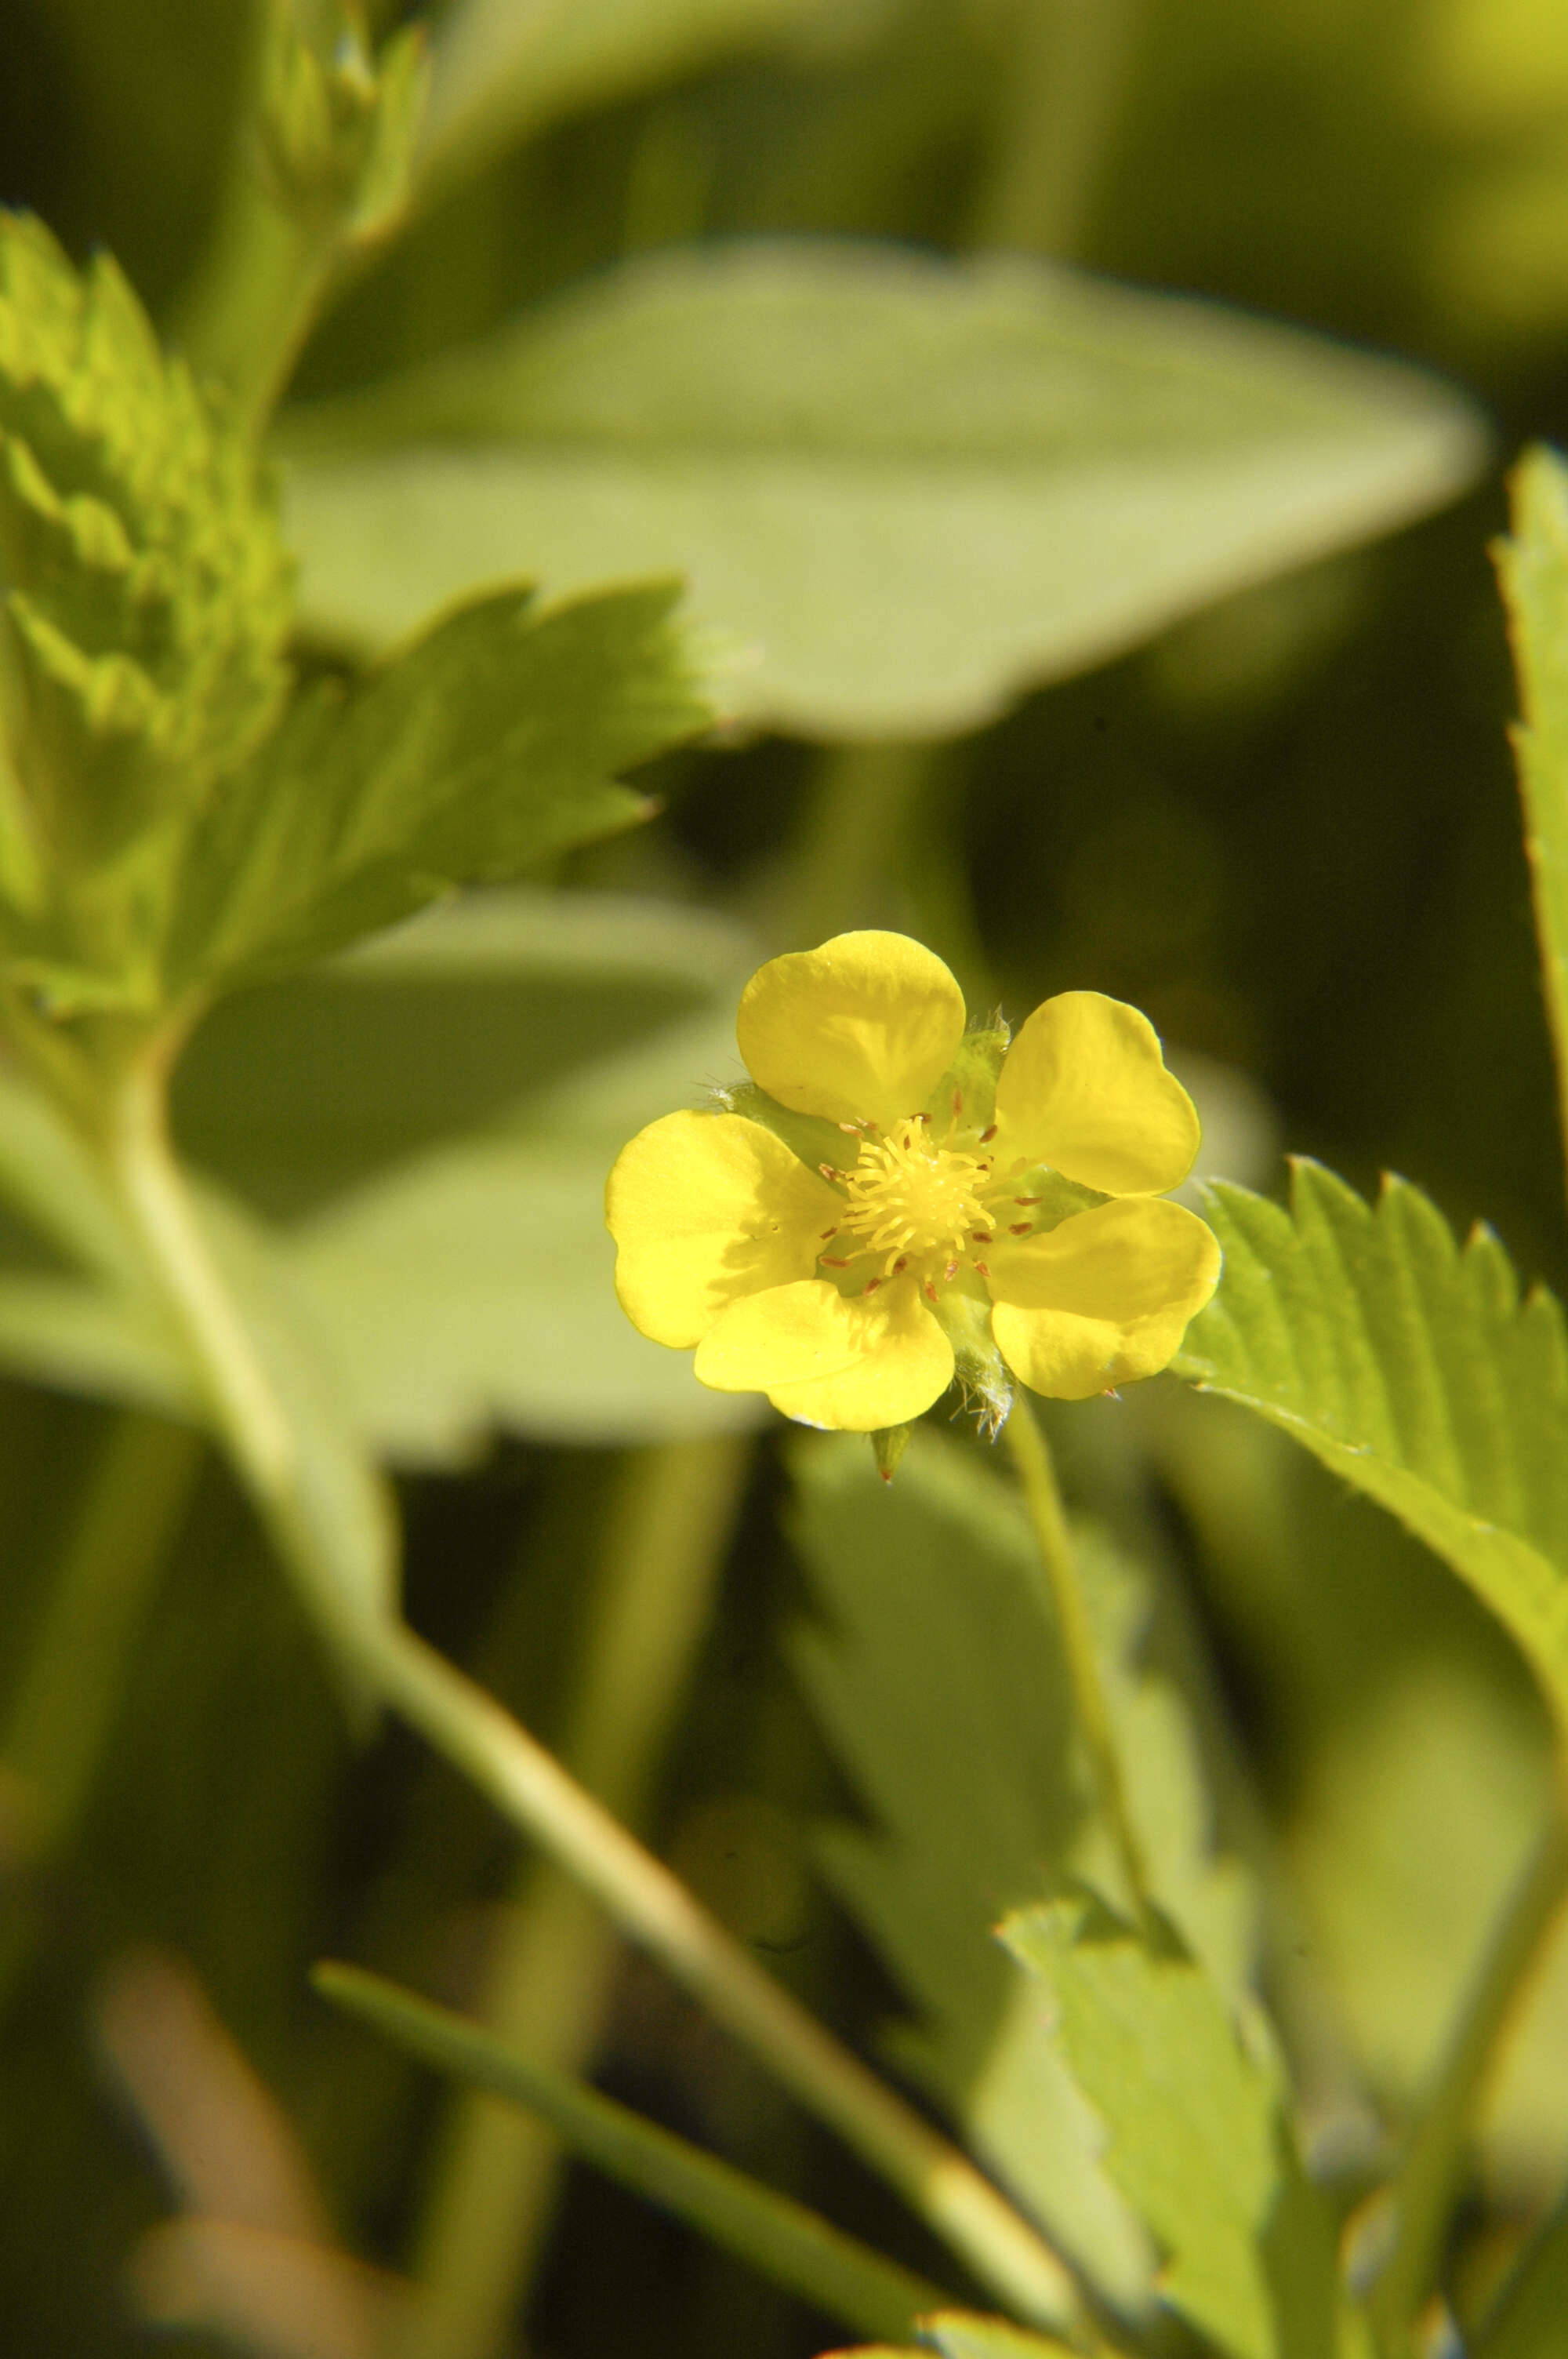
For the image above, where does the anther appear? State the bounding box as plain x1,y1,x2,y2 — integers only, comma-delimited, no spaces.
820,1225,838,1239
972,1260,990,1277
818,1164,840,1181
980,1124,997,1143
952,1091,964,1118
924,1279,938,1303
1014,1196,1040,1206
971,1229,990,1244
943,1259,958,1281
892,1256,909,1274
1009,1222,1033,1236
862,1278,881,1296
820,1256,851,1268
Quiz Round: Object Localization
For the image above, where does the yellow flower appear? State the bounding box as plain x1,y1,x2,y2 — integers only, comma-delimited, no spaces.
605,931,1220,1433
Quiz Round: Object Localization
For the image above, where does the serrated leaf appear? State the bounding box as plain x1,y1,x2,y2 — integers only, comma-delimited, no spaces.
417,0,837,203
162,580,709,993
0,210,291,903
312,1961,947,2344
278,241,1487,740
1173,1161,1568,1729
1001,1899,1339,2359
788,1428,1250,2314
1497,444,1568,1177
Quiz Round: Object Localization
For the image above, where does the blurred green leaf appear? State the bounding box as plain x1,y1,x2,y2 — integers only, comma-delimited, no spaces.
788,1428,1249,2315
417,0,839,202
818,2312,1091,2359
1001,1898,1339,2359
278,241,1488,740
176,889,766,1455
1475,2185,1568,2359
0,894,763,1455
162,580,708,994
1174,1162,1568,1732
311,1959,950,2343
1497,444,1568,1181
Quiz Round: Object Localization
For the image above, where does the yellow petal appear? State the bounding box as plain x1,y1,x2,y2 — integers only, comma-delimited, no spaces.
606,1110,840,1348
694,1277,954,1430
988,1197,1220,1401
993,991,1200,1194
736,931,967,1129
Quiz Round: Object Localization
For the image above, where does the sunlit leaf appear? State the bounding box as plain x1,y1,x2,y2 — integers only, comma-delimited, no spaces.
1002,1899,1339,2359
1174,1161,1568,1731
279,242,1487,740
162,581,708,994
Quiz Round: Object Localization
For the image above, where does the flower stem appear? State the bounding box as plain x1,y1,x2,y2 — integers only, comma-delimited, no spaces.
1004,1396,1152,1917
101,1045,1085,2336
1366,1797,1568,2353
410,1435,753,2359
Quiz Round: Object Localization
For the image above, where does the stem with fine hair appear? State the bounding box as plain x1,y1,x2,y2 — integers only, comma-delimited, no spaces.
97,1040,1085,2335
411,1435,753,2359
1366,1800,1568,2351
1004,1394,1151,1916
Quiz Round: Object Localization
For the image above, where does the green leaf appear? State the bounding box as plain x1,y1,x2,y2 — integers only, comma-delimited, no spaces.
172,889,768,1455
416,0,837,204
278,242,1487,740
162,579,709,993
311,1960,950,2344
1497,444,1568,1180
1173,1161,1568,1731
1475,2186,1568,2358
788,1428,1250,2315
1001,1899,1340,2359
0,211,291,926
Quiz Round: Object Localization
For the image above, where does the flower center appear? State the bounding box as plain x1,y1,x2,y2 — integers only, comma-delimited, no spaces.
840,1129,990,1261
817,1110,1038,1299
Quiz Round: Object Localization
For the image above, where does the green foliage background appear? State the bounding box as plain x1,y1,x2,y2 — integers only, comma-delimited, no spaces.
6,2,1568,2356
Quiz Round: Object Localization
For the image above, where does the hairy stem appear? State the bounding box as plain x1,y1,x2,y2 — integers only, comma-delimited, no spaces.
102,1045,1084,2335
411,1435,753,2359
1367,1800,1568,2351
1004,1395,1151,1915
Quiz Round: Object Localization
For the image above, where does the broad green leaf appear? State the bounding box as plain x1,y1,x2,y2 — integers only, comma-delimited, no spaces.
1002,1899,1339,2359
0,894,764,1454
311,1961,949,2343
0,211,290,939
162,580,708,994
176,889,768,1454
1475,2186,1568,2358
417,0,838,202
278,242,1487,740
1497,444,1568,1181
1172,1161,1568,1730
789,1429,1250,2314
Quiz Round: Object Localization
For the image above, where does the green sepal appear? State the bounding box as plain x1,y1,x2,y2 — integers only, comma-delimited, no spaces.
928,1020,1010,1134
712,1078,846,1176
870,1425,912,1483
927,1279,1012,1435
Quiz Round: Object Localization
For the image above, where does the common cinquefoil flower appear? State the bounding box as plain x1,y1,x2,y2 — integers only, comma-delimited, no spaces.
606,931,1220,1434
